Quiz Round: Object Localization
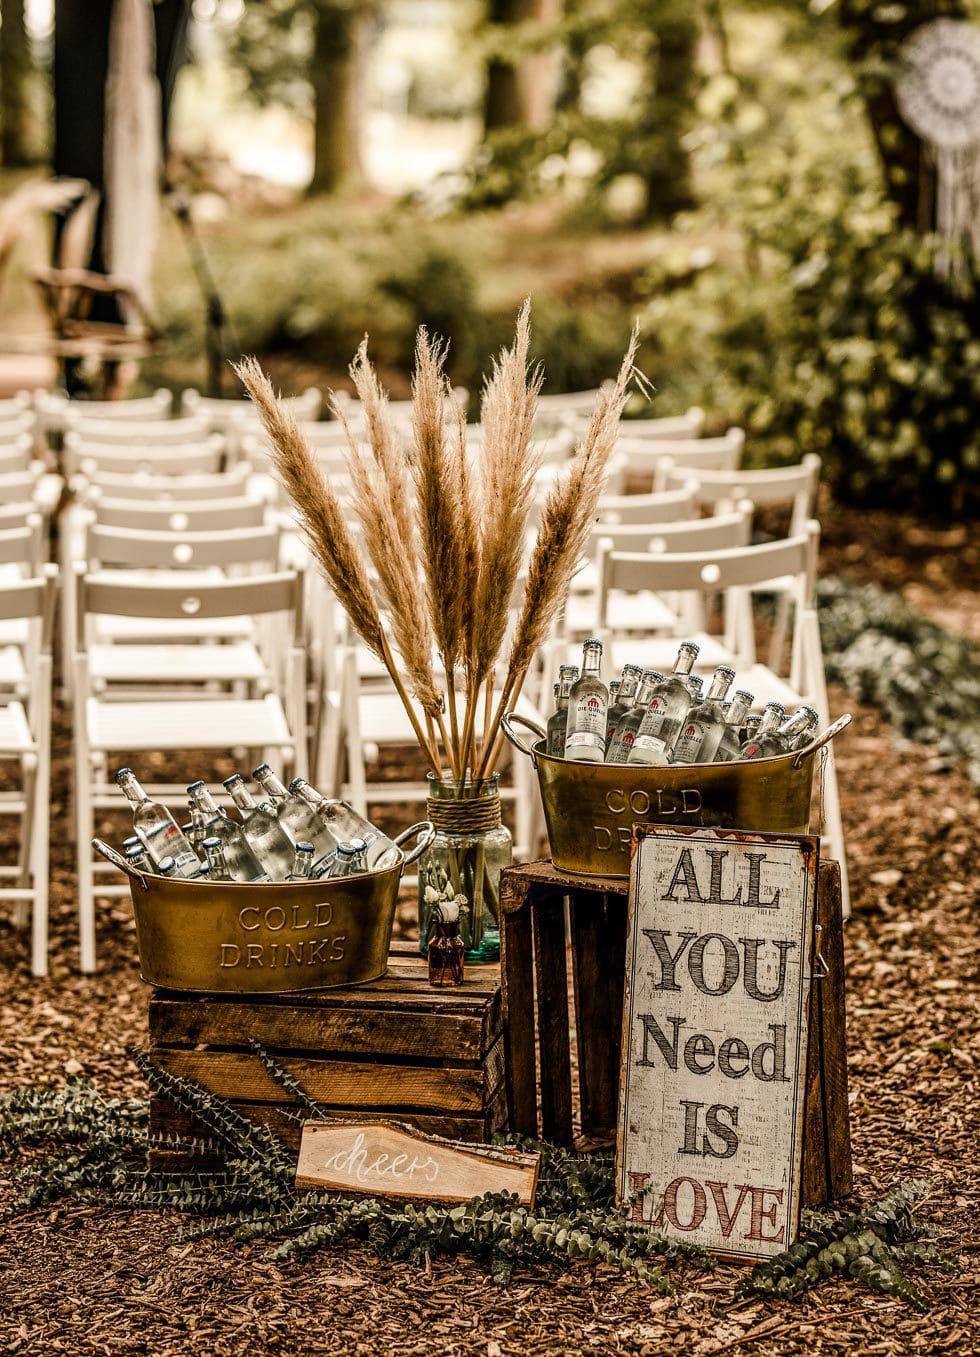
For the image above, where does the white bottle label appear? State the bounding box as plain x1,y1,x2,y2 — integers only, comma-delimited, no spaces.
672,721,706,763
572,693,606,735
630,733,669,759
565,729,605,755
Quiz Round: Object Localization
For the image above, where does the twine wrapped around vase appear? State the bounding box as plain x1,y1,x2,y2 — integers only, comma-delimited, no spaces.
425,791,502,836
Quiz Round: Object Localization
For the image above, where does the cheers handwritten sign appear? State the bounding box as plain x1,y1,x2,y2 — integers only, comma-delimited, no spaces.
616,826,818,1260
296,1121,540,1205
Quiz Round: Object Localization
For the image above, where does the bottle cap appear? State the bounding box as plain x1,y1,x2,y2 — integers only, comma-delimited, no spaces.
349,836,367,853
734,690,754,704
679,640,701,654
123,835,140,848
621,663,643,677
337,840,355,857
288,777,308,793
114,768,132,780
203,836,221,851
158,856,175,872
252,763,271,778
222,774,244,789
124,845,144,859
584,638,602,648
715,665,736,679
644,670,665,683
798,705,819,720
296,842,314,856
187,780,205,793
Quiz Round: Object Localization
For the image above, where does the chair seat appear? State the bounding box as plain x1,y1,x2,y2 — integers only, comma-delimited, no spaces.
564,589,678,637
596,632,738,676
89,641,268,684
0,699,34,754
740,664,810,713
0,618,29,646
87,692,292,751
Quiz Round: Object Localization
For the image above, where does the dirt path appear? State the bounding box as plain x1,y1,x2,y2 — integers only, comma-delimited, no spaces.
0,681,977,1355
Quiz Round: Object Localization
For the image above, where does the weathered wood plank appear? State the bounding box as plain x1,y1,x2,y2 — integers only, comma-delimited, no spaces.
803,860,852,1206
149,999,494,1064
570,890,616,1136
295,1121,540,1203
532,892,573,1144
500,868,538,1137
149,1041,506,1115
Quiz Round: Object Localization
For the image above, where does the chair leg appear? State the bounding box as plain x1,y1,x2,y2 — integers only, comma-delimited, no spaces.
769,593,792,676
31,748,50,979
13,755,36,929
76,755,97,973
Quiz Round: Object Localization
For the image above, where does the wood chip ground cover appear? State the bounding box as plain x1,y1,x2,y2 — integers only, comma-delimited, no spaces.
0,520,976,1355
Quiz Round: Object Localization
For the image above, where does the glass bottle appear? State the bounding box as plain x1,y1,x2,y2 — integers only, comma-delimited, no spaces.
187,802,210,851
605,664,642,754
187,782,269,883
427,899,465,988
740,702,787,760
670,666,736,764
253,764,326,847
627,642,701,766
157,856,180,878
114,768,202,878
606,669,665,764
124,840,151,873
778,705,820,752
564,639,608,763
286,842,315,881
291,780,399,870
546,665,578,758
743,712,761,744
686,674,704,702
714,689,756,763
202,835,232,882
223,774,296,880
324,837,369,878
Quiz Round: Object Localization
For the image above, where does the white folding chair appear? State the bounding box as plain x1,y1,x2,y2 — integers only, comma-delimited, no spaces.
594,524,848,914
0,567,55,976
63,433,226,478
36,387,172,436
0,518,47,692
70,460,253,503
660,456,822,670
0,412,38,446
61,410,211,447
618,407,706,440
616,429,744,489
182,385,321,435
73,569,308,971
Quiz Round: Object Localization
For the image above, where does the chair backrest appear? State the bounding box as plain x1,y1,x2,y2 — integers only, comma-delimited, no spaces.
536,385,609,417
594,486,697,525
182,386,321,430
64,433,226,477
597,522,818,609
0,391,32,419
36,388,172,433
87,493,269,533
0,434,37,475
618,429,745,484
85,521,282,572
660,455,821,534
0,412,36,444
588,507,751,558
72,460,253,503
618,407,706,440
61,411,211,446
0,516,45,573
77,569,303,644
0,469,44,505
0,501,40,530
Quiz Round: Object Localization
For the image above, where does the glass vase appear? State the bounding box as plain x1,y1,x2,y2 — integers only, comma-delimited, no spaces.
417,774,511,964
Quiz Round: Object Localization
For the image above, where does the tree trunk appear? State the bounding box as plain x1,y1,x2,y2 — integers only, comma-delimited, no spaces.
309,0,364,196
484,0,560,133
838,0,967,232
640,9,699,221
0,0,34,166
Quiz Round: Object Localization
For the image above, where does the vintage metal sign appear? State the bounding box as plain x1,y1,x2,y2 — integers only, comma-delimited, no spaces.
616,826,819,1260
296,1120,539,1205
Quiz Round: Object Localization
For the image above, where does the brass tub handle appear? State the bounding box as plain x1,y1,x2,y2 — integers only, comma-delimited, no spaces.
792,712,852,769
501,711,547,766
92,837,149,892
394,820,436,867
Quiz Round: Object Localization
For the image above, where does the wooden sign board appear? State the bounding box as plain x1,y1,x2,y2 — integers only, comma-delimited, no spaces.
296,1119,540,1206
616,826,819,1261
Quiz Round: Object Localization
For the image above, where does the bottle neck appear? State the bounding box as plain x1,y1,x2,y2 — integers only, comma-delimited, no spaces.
706,672,734,703
673,646,698,678
728,697,751,726
618,670,640,702
228,781,255,812
257,769,289,802
558,668,578,700
117,771,147,808
757,705,784,737
581,646,602,678
292,780,323,809
193,786,221,817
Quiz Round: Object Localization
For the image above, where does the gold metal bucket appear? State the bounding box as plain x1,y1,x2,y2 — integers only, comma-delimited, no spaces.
503,712,850,879
94,822,435,994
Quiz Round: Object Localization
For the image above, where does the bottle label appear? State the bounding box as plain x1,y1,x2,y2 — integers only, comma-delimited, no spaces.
631,733,669,758
565,730,605,756
615,728,637,758
672,721,707,763
172,849,203,878
742,742,762,759
572,693,606,735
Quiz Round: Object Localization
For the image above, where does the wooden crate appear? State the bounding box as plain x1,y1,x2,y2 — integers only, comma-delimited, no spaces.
500,857,852,1207
148,941,505,1169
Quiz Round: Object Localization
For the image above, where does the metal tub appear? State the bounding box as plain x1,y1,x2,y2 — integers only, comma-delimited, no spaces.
503,713,849,879
95,823,434,994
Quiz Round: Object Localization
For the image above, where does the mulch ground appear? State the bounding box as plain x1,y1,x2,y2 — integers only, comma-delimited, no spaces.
0,511,977,1356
